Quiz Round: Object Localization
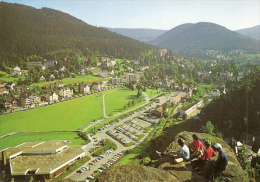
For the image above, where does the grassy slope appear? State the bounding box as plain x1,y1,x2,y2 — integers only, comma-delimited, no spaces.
105,88,145,116
144,88,163,98
0,90,121,136
0,132,85,150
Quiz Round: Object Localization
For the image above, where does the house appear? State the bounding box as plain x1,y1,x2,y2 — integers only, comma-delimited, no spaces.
20,92,41,107
44,83,55,89
133,60,140,66
99,69,108,77
10,66,22,76
140,66,149,71
59,66,66,72
4,98,18,108
105,59,116,67
0,80,5,88
125,73,139,83
1,141,85,181
59,88,73,98
157,49,167,57
0,87,9,95
161,80,171,88
127,67,134,73
46,92,59,102
79,83,90,94
151,106,164,118
40,76,45,81
26,62,42,69
92,82,101,91
96,62,102,66
50,74,55,80
79,68,86,75
108,70,115,75
13,85,26,94
55,81,64,87
5,82,15,91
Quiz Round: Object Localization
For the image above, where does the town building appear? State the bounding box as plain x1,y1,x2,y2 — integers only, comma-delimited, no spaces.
92,82,101,91
111,78,126,85
59,88,73,98
5,82,15,91
0,141,85,181
151,106,164,118
99,69,108,78
10,66,22,76
125,73,139,83
79,84,90,94
0,88,9,95
179,99,204,117
27,62,43,69
4,98,18,108
55,81,64,88
13,85,27,94
46,92,59,102
20,92,41,107
45,60,55,68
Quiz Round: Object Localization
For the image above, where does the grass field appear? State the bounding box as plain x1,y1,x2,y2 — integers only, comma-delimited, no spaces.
105,88,146,116
0,132,85,150
32,75,106,87
0,89,121,136
0,71,25,83
145,88,163,99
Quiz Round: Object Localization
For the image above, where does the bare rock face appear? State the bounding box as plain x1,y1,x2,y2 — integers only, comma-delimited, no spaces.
96,165,177,182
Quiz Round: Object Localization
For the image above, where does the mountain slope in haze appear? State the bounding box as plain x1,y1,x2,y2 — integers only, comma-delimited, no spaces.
103,27,167,42
235,25,260,40
150,22,260,56
0,2,155,68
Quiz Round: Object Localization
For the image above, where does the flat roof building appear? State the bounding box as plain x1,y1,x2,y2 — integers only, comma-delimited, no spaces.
1,141,86,181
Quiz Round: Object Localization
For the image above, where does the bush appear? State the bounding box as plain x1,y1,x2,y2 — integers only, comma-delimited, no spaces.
93,139,117,156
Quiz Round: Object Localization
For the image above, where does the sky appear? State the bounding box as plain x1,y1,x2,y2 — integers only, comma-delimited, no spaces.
3,0,260,30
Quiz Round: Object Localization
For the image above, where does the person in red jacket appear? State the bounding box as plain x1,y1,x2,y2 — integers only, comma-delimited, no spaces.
189,134,203,158
191,140,216,174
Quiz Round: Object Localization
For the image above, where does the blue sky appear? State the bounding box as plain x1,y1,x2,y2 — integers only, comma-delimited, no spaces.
3,0,260,30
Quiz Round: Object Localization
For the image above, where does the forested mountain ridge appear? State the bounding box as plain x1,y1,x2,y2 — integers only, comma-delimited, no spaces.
0,2,155,69
103,27,167,42
235,25,260,40
150,22,260,57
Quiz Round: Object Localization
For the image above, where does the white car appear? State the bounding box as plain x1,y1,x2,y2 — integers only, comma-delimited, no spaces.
87,176,94,179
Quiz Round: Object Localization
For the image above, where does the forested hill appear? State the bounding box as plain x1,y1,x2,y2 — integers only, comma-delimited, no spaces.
149,22,260,57
235,25,260,41
103,27,167,42
0,2,155,68
199,66,260,139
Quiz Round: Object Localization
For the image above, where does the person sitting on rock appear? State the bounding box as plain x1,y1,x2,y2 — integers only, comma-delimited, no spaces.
213,143,228,174
174,138,190,163
191,141,216,174
189,134,203,158
156,139,190,163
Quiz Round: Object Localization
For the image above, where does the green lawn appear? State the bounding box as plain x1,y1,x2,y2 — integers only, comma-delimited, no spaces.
0,71,25,83
0,89,119,136
32,75,106,87
91,68,100,74
105,88,146,116
145,88,163,99
0,132,85,150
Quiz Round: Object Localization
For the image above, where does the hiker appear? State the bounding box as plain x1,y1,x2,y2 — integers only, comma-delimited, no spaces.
174,138,190,163
156,139,190,163
191,141,216,174
189,134,203,158
213,143,228,174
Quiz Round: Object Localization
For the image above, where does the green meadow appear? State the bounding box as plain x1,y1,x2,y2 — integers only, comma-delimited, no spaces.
0,89,121,136
145,88,163,98
105,88,146,116
0,132,85,150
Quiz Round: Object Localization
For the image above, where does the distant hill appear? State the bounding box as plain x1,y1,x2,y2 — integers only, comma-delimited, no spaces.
103,27,167,42
150,22,260,57
235,25,260,40
0,2,155,68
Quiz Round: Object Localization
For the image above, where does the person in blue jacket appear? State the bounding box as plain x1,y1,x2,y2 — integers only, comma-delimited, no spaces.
213,143,228,174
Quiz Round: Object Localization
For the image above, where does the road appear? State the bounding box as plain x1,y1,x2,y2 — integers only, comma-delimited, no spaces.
66,91,181,181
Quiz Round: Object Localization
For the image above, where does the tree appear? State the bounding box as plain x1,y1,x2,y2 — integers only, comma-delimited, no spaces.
202,121,215,136
183,113,188,120
29,176,34,182
143,157,151,165
203,97,209,105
